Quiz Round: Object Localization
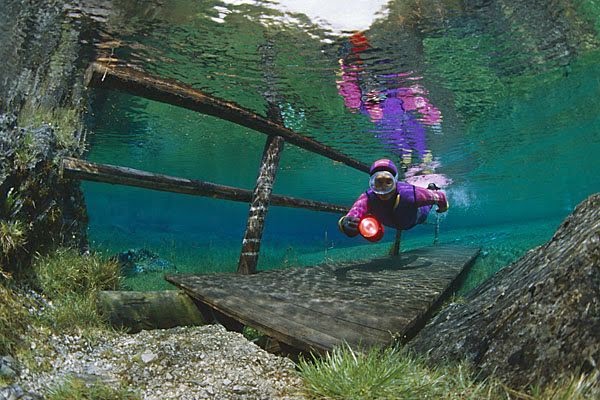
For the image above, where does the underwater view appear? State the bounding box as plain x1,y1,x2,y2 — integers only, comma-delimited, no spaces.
1,1,599,399
76,0,599,291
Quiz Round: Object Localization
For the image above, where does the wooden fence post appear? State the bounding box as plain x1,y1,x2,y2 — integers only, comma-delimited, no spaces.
237,134,285,274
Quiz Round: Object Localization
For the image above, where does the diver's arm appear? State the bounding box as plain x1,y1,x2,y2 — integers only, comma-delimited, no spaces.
338,192,369,236
412,186,449,213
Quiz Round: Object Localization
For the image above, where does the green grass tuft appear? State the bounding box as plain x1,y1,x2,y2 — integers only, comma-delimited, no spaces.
0,284,29,355
46,376,140,400
298,344,455,400
41,292,108,331
28,248,122,334
519,372,600,400
298,343,600,400
0,220,28,254
32,248,120,298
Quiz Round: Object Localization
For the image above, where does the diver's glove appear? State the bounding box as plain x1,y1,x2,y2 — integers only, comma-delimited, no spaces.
435,191,449,213
338,215,360,237
427,183,449,213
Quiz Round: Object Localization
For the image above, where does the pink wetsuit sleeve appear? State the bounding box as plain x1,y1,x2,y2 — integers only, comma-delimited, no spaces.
347,192,369,219
413,186,449,212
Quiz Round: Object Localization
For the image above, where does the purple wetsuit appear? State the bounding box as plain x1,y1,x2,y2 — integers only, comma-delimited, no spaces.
345,182,447,230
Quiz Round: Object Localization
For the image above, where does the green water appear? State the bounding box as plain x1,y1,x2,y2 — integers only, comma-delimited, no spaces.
81,0,600,290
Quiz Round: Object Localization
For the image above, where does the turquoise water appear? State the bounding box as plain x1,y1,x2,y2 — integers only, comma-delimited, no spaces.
82,1,600,290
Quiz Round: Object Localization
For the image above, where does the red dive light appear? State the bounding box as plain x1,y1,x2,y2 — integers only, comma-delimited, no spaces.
358,216,384,242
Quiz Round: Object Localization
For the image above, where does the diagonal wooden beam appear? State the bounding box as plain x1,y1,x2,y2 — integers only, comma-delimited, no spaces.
61,157,350,214
85,62,370,174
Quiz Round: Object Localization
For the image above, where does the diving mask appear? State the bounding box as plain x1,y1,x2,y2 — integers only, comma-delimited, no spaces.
369,170,397,195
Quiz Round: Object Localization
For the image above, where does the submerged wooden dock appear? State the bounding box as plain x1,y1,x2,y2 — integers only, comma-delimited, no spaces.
166,244,479,353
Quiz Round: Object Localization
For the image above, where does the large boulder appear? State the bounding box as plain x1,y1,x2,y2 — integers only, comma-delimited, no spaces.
409,193,600,389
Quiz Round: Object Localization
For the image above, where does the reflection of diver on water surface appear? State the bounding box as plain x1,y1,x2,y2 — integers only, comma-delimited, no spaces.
336,31,442,162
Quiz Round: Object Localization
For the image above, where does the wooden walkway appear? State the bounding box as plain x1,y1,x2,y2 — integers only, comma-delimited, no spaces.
166,245,479,353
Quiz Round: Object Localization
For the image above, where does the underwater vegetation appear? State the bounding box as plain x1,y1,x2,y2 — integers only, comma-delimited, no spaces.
0,248,120,356
0,112,89,279
0,246,140,397
298,343,600,400
0,245,146,398
45,376,140,400
0,284,29,356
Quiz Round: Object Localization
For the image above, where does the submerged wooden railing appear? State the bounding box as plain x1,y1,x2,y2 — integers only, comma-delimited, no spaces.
86,62,370,173
78,61,370,274
61,157,349,214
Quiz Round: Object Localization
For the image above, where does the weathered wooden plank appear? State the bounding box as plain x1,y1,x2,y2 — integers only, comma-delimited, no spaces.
181,274,399,336
189,279,411,332
178,246,475,328
166,245,480,351
86,62,370,173
61,157,349,214
177,280,393,352
173,278,348,353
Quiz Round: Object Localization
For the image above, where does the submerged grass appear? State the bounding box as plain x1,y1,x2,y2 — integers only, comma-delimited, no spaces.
30,248,121,332
298,344,491,400
0,247,129,393
0,220,28,254
298,344,600,400
2,243,597,399
0,247,122,372
46,376,140,400
32,247,121,298
522,372,600,400
0,283,29,355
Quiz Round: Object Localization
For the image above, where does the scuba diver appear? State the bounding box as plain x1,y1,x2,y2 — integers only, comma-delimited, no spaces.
338,159,449,240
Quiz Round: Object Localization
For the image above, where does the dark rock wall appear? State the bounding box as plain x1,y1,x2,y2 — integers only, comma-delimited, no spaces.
409,194,600,389
0,0,104,273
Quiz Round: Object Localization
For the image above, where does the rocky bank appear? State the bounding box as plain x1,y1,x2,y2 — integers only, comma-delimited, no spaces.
3,324,305,400
409,193,600,389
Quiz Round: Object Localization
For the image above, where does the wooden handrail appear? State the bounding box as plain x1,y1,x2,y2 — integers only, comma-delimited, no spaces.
86,62,370,174
61,157,350,214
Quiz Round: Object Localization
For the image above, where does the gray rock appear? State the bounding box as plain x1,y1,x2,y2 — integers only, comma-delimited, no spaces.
140,350,158,364
0,356,18,378
116,248,176,276
409,193,600,389
0,384,44,400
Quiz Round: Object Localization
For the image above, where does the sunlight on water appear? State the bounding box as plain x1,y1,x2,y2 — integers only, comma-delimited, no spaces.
79,0,600,287
218,0,391,33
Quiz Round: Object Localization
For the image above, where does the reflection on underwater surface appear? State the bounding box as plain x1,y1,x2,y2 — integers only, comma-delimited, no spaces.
73,0,600,288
